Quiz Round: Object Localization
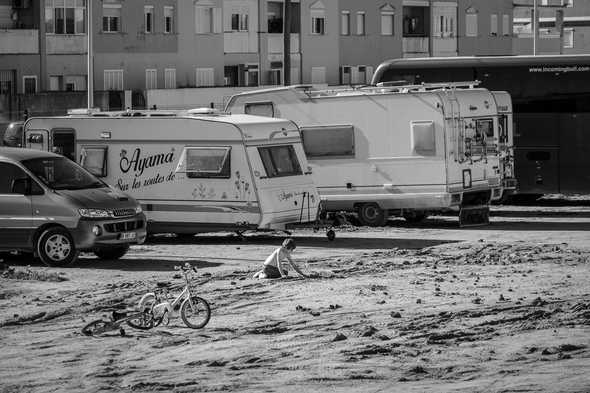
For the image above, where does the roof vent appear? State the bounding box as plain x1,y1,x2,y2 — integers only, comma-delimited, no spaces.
186,107,222,116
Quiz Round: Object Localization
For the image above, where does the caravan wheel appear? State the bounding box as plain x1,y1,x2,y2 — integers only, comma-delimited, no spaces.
357,203,387,227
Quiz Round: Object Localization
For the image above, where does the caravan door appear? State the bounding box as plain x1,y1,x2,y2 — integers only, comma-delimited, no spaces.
247,142,319,228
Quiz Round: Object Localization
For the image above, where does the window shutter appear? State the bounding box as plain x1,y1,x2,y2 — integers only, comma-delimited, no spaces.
213,7,222,33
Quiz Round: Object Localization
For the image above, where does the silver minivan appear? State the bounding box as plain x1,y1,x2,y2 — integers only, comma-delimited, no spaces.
0,147,147,266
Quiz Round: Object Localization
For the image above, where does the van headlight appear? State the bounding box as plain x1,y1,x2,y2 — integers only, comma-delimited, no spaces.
79,208,111,218
135,205,143,214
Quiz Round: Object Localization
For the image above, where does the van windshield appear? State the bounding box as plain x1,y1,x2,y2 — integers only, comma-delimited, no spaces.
22,156,105,190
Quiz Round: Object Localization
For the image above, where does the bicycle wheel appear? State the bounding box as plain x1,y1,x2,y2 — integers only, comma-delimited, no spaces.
180,296,211,329
81,320,112,336
126,312,155,330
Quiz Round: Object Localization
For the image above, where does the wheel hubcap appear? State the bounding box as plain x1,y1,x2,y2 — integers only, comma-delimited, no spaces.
45,234,71,261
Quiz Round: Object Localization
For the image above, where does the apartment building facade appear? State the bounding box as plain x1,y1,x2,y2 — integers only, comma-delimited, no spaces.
513,0,590,55
2,0,589,98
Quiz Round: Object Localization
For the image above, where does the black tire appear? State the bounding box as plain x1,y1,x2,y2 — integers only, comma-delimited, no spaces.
94,244,130,260
126,312,155,330
37,227,79,267
81,320,112,336
357,203,387,227
326,230,336,241
180,296,211,329
403,210,428,223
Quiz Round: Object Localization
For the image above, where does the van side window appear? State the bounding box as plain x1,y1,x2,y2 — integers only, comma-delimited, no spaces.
0,162,28,194
411,121,436,156
245,102,274,117
258,145,302,178
300,125,355,158
80,146,108,177
184,147,231,179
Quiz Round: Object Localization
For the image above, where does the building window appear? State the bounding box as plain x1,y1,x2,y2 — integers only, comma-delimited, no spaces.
267,1,283,33
164,6,174,33
564,28,574,48
104,70,123,91
195,2,221,34
164,68,176,89
341,11,350,35
23,76,37,94
502,14,510,36
145,69,157,90
311,1,326,35
490,14,498,36
402,6,428,37
465,8,477,37
65,82,75,91
103,4,121,33
45,0,86,35
356,12,365,35
195,68,214,87
231,13,249,31
49,75,62,91
269,69,281,85
144,6,154,33
380,5,395,36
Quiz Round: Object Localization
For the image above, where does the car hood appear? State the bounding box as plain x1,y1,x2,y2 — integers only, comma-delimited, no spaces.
56,187,139,210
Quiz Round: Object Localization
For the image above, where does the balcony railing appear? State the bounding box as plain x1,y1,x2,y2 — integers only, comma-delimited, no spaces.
402,37,429,55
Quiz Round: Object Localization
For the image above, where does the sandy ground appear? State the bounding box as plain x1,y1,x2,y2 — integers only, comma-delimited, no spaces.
1,205,590,393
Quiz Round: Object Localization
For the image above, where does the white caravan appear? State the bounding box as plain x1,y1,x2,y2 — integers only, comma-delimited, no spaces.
23,109,320,235
226,82,506,226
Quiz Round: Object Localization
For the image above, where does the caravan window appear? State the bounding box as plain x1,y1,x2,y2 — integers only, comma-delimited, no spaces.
411,121,436,156
244,102,275,117
80,146,108,177
301,125,355,158
476,118,494,139
185,147,231,179
258,145,302,178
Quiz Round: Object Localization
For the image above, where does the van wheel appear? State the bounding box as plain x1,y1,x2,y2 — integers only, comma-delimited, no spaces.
357,203,387,227
403,211,428,223
94,245,130,260
37,227,79,267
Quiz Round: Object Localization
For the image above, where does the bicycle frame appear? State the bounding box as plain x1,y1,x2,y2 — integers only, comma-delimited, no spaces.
138,271,197,320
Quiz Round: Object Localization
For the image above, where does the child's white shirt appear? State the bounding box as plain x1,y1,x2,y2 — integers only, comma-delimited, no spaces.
263,247,291,270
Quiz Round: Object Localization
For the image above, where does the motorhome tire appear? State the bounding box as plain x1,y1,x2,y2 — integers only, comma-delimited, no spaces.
403,211,428,223
357,203,387,227
37,227,78,266
326,230,336,241
93,245,130,260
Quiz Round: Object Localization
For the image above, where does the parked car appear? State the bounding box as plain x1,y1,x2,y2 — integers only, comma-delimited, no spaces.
0,147,147,266
2,122,24,147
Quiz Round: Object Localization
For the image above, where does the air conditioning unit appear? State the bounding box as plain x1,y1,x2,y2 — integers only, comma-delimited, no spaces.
12,0,31,9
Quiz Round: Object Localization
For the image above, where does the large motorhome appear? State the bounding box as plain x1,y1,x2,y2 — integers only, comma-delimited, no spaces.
23,109,320,235
226,82,508,226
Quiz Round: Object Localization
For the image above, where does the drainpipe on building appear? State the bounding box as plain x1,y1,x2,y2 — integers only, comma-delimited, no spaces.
39,0,46,92
556,9,564,54
87,0,93,110
533,0,538,55
283,0,291,86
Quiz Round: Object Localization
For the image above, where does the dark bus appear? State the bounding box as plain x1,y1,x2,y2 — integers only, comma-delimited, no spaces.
372,54,590,196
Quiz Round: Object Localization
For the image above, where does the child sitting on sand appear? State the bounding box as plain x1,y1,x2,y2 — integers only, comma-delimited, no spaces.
253,238,308,279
